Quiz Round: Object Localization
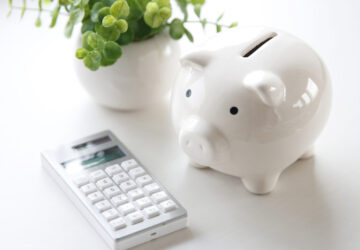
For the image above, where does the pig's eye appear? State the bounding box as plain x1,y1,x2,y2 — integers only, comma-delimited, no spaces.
185,89,192,98
230,106,239,115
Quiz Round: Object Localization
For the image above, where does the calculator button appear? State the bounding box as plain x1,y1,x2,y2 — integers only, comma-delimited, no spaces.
144,206,160,219
96,178,113,190
121,159,138,171
111,194,128,206
89,170,107,182
102,208,119,221
80,183,97,195
103,186,121,198
120,180,137,193
126,211,144,225
73,175,89,187
151,191,168,204
112,172,129,184
95,200,111,212
144,183,161,195
136,175,153,187
105,164,122,176
87,192,104,204
159,200,177,213
119,203,136,216
109,217,126,231
136,197,152,209
128,188,144,200
129,167,146,179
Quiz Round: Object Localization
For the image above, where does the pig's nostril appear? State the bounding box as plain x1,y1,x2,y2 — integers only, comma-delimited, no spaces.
185,140,190,146
199,144,203,151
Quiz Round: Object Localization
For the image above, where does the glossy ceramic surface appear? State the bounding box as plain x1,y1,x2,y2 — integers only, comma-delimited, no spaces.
171,26,332,194
74,32,181,110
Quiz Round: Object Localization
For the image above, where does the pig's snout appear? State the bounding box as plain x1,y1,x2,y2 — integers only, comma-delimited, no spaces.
179,117,227,165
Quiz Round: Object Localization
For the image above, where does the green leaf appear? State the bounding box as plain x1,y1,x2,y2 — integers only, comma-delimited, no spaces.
190,0,205,5
75,48,89,59
184,27,193,42
194,4,201,18
102,14,117,27
116,22,134,45
115,19,128,33
84,50,102,71
216,24,221,33
169,18,184,40
159,7,171,19
100,56,117,66
216,12,224,22
95,24,121,41
127,0,151,21
21,0,26,18
91,2,106,22
82,31,93,50
65,8,85,38
229,22,238,28
87,32,105,50
175,0,188,20
81,18,96,33
103,41,122,60
200,18,207,29
110,0,129,19
97,7,110,23
35,16,41,27
8,0,12,7
50,5,61,28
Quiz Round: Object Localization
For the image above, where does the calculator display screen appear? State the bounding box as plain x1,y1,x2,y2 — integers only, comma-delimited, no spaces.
62,146,126,173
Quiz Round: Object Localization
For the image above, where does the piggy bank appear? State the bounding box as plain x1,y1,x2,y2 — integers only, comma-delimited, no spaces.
171,27,332,194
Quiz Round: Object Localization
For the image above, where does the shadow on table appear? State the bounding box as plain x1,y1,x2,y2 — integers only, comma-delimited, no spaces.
130,227,195,250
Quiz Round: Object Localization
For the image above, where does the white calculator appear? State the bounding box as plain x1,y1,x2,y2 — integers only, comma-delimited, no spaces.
41,130,187,250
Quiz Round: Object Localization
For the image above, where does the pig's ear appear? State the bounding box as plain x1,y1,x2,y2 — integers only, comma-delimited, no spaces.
244,71,286,107
180,50,212,69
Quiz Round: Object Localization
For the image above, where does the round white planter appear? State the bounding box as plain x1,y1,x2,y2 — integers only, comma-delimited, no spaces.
74,31,181,110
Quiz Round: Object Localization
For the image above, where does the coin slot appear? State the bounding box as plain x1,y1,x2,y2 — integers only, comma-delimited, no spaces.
242,33,277,58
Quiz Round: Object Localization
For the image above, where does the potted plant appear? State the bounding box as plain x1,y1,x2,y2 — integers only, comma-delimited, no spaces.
8,0,237,110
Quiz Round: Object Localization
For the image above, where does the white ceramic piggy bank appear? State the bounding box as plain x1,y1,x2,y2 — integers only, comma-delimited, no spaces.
171,27,332,194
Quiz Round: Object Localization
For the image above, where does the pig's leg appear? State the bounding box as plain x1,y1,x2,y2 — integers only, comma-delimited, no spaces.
299,145,315,160
187,157,208,169
242,173,281,195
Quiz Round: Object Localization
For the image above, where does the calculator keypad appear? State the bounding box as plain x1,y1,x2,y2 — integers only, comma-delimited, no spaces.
75,159,178,232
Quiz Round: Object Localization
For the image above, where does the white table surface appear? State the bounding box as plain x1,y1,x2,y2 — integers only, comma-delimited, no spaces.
1,0,360,249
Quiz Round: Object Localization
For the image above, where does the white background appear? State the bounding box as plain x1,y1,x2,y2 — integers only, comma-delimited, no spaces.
1,0,360,249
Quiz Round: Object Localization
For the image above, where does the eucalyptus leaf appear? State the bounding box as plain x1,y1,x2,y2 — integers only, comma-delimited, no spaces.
50,5,61,28
65,8,85,38
184,27,194,42
217,12,224,22
35,16,41,27
169,18,184,40
216,24,221,33
194,4,201,18
175,0,188,20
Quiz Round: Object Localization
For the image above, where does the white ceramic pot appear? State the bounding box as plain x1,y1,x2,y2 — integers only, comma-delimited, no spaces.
171,26,332,195
74,31,181,110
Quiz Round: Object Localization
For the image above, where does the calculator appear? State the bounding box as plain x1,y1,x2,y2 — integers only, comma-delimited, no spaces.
41,130,187,250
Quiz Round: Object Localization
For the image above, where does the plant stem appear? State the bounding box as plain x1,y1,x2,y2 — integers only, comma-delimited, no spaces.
9,6,68,16
184,20,233,28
